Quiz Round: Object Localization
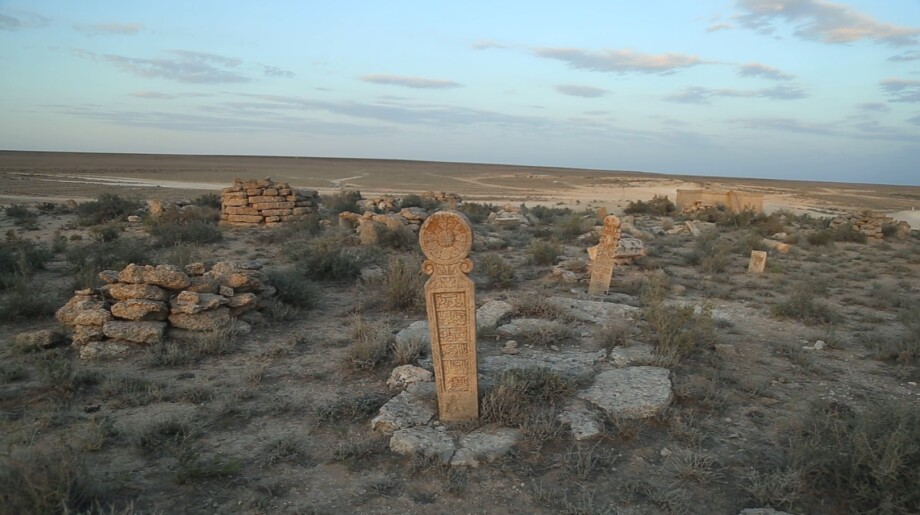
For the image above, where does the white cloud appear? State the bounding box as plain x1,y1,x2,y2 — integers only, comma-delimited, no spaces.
880,78,920,102
533,47,705,74
738,62,794,80
74,22,144,35
264,65,295,78
667,85,807,104
707,23,733,32
555,85,607,98
472,40,506,50
735,0,920,46
0,10,49,31
889,50,920,62
73,48,250,83
361,74,462,89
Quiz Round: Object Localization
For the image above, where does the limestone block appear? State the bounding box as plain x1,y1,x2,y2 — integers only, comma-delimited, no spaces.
261,208,293,217
389,426,455,462
103,320,166,344
227,292,257,309
184,262,206,276
245,188,263,196
762,239,790,253
168,306,231,331
395,320,430,349
371,383,437,433
14,329,67,352
545,296,640,324
111,299,168,321
73,325,105,344
73,309,112,326
263,188,279,196
251,202,296,210
106,283,170,302
578,367,673,419
476,300,513,330
222,198,248,207
748,250,767,273
226,214,264,223
278,188,291,196
117,264,191,290
225,206,260,216
98,270,120,284
608,343,655,367
558,399,603,440
497,318,565,338
55,294,107,325
451,428,520,467
186,276,220,294
387,365,434,389
77,341,136,360
479,349,602,378
170,291,227,314
221,191,247,199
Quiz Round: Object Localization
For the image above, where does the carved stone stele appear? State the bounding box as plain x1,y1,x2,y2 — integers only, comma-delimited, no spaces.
419,211,479,421
748,250,767,273
587,215,622,296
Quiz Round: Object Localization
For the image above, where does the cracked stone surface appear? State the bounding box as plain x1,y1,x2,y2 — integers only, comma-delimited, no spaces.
558,399,603,440
395,320,430,348
608,343,655,367
480,349,604,379
371,382,437,433
578,366,673,419
497,318,563,338
389,426,456,462
546,296,640,324
476,300,513,329
451,427,520,467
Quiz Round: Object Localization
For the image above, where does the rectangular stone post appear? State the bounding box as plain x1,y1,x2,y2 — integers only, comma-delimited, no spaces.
748,250,767,273
587,215,621,296
419,211,479,421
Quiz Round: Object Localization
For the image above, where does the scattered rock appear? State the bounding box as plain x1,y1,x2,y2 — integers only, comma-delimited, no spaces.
497,318,563,338
387,365,434,389
14,329,67,352
578,367,673,419
451,427,520,467
608,343,655,367
102,320,166,344
372,383,437,433
813,340,826,350
558,399,603,440
502,340,519,355
395,320,430,348
476,300,513,329
170,291,227,315
106,283,170,302
480,349,601,378
168,307,231,332
110,299,168,321
546,296,640,324
389,426,456,463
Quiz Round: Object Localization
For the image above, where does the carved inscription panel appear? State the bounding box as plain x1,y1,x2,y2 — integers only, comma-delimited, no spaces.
419,211,479,421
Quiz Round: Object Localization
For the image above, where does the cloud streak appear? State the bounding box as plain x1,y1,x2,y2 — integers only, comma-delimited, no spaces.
74,22,144,35
264,65,295,78
889,50,920,62
707,23,733,33
74,49,250,83
555,85,607,98
735,0,920,46
880,79,920,102
0,10,49,30
533,47,705,74
361,74,462,89
738,62,793,80
667,85,807,104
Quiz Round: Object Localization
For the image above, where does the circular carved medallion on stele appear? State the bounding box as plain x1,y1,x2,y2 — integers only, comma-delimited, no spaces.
419,211,473,264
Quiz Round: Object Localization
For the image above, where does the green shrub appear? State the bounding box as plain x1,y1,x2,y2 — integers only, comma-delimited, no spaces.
322,190,362,215
644,302,714,364
457,202,497,224
480,253,515,288
0,276,59,321
5,205,38,227
376,225,416,251
382,255,424,311
267,269,316,309
624,195,675,215
75,193,141,226
0,444,99,514
0,237,53,289
481,368,575,426
772,287,839,325
345,317,393,370
148,219,222,247
66,237,153,288
529,239,561,266
806,230,835,246
834,225,868,243
554,214,592,242
192,192,222,209
290,232,366,281
526,205,572,223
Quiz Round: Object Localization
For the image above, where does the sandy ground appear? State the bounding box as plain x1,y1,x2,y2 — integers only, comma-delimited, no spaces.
2,151,919,219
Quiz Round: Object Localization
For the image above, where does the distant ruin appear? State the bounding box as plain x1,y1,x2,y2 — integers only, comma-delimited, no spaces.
676,188,764,214
220,177,319,227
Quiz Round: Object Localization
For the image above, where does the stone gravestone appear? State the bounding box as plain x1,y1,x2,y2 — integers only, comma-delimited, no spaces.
419,211,479,421
587,215,621,296
748,250,767,273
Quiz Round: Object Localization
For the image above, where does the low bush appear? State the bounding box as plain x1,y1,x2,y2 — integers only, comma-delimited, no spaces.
0,236,53,289
644,301,715,364
192,192,221,209
400,194,440,211
67,237,153,288
289,232,366,281
376,225,416,251
0,276,60,321
0,444,100,514
806,230,835,246
146,207,222,247
526,205,572,224
346,317,393,370
554,214,592,242
479,253,515,288
267,269,316,309
75,193,141,226
381,255,424,311
624,195,675,216
481,368,575,426
322,190,362,215
529,239,561,266
457,202,497,224
833,225,868,243
5,205,38,227
772,287,839,325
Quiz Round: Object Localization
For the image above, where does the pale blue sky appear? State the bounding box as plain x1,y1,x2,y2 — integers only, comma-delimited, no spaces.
1,0,918,185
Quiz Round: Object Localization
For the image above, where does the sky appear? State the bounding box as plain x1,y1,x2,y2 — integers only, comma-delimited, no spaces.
1,1,919,186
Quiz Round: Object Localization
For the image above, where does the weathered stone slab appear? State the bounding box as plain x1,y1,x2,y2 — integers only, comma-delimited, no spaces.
479,349,602,379
545,296,640,324
748,250,767,273
420,210,479,422
102,320,166,344
578,367,673,419
558,399,603,440
476,300,513,330
55,293,107,325
587,216,621,296
387,365,434,389
14,329,67,352
608,342,655,367
73,325,105,344
118,264,191,290
371,382,437,433
395,320,430,348
168,306,231,331
106,283,170,302
170,291,227,314
111,299,168,321
497,318,564,338
451,427,520,467
389,426,455,462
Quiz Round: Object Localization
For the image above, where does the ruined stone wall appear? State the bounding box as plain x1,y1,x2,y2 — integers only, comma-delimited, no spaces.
829,211,911,241
220,178,319,227
56,262,273,359
676,189,764,213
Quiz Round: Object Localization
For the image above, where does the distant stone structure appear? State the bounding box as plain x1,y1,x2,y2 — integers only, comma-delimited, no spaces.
748,251,767,273
829,210,912,242
676,189,764,214
220,178,319,227
587,215,621,296
419,211,479,421
56,262,273,359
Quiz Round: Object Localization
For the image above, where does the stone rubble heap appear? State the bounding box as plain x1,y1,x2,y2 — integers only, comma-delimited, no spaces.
358,195,400,212
56,261,274,359
220,177,319,227
339,207,431,244
487,204,531,227
422,191,462,208
829,210,911,241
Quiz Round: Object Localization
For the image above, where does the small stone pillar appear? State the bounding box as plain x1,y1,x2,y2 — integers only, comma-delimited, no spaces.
587,215,621,296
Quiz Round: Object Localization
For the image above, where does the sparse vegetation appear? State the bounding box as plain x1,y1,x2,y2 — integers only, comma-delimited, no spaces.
481,368,575,426
381,255,424,311
75,193,142,226
624,195,676,215
479,252,515,288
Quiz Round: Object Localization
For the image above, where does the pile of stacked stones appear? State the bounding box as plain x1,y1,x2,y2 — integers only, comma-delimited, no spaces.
220,177,319,227
358,195,400,212
829,210,911,241
55,261,273,359
421,191,462,208
339,207,430,245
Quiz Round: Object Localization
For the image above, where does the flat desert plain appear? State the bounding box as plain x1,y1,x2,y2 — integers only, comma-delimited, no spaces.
1,150,920,515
